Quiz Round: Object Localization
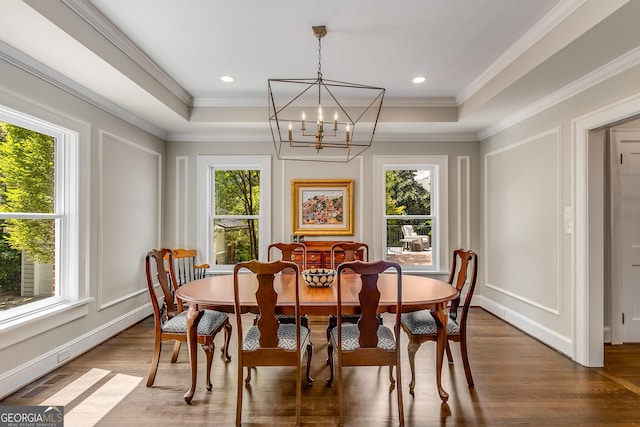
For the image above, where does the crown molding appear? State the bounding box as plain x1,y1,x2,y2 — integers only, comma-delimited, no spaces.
458,0,587,104
0,40,167,140
479,46,640,139
61,0,193,107
193,95,458,108
166,122,478,143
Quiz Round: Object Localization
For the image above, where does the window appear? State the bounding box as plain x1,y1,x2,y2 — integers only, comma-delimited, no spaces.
0,104,81,328
197,156,271,273
376,156,448,272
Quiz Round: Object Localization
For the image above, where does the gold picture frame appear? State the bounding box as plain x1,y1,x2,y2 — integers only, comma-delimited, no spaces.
292,179,354,236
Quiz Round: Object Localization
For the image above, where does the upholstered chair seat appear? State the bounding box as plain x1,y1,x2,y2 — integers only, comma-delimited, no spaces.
400,311,459,335
162,309,229,335
244,323,311,351
329,324,396,351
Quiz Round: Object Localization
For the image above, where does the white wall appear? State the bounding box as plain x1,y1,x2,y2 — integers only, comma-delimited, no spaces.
0,56,165,397
165,139,479,277
4,21,640,398
478,61,640,363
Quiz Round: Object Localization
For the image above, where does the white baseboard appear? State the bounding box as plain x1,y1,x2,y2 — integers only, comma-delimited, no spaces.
475,296,574,358
0,305,152,400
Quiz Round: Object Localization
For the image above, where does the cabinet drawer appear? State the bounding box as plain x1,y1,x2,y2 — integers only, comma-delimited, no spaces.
332,252,347,265
288,253,305,264
306,252,324,268
330,250,364,266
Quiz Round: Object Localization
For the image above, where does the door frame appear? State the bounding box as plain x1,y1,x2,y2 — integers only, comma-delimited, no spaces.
610,128,640,344
572,92,640,367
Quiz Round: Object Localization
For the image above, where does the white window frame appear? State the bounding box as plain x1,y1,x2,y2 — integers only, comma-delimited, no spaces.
0,104,85,348
197,155,271,274
375,155,449,273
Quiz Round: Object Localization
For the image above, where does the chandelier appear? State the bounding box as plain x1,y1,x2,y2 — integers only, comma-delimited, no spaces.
268,26,385,163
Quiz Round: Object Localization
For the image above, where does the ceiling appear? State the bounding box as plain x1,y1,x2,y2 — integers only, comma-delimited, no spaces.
1,0,639,141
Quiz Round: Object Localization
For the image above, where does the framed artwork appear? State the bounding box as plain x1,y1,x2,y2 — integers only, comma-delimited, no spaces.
292,179,354,236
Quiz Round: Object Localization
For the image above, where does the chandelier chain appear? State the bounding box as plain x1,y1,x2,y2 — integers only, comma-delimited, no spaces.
317,37,322,78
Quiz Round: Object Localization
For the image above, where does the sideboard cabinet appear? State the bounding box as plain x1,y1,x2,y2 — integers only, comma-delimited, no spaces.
290,240,364,269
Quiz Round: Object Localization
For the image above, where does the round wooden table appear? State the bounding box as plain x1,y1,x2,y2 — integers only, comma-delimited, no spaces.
175,272,458,403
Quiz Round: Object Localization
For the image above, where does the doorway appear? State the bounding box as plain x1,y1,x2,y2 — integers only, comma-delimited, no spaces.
573,93,640,367
610,126,640,344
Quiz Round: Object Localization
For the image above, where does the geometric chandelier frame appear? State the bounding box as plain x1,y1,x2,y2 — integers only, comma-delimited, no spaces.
268,26,385,163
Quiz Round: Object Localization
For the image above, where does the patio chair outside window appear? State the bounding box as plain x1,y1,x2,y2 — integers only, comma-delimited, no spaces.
401,225,430,251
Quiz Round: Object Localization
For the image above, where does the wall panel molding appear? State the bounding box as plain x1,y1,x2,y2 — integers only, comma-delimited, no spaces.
97,131,161,310
477,295,572,356
174,156,188,247
457,156,471,249
483,127,562,315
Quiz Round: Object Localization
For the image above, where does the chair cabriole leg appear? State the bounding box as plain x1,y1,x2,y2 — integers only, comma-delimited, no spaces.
146,339,162,387
203,342,214,391
170,341,181,363
222,321,232,360
406,340,419,394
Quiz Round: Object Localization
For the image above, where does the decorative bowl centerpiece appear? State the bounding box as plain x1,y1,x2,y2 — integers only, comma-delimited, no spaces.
302,268,336,287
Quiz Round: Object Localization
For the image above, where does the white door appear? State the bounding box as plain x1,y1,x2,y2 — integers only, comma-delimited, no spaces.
612,129,640,342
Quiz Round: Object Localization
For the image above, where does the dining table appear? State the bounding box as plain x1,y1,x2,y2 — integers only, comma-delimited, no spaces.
175,270,459,404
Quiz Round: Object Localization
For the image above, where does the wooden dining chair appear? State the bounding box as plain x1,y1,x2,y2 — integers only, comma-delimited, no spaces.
400,248,478,394
329,241,368,269
266,242,309,328
327,260,404,427
233,260,313,427
163,248,209,287
268,242,307,269
326,242,380,341
144,248,231,389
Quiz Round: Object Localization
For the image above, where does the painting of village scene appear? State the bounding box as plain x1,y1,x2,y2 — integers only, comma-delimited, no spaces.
292,179,353,235
301,191,343,225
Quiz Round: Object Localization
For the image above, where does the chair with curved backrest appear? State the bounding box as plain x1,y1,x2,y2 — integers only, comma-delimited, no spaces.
400,248,478,394
145,248,231,389
233,260,312,427
268,242,307,269
266,242,309,328
329,241,368,269
327,260,404,427
326,242,379,340
164,248,209,287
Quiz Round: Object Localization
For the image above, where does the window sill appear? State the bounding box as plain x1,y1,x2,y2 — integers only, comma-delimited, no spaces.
0,298,92,350
399,267,449,276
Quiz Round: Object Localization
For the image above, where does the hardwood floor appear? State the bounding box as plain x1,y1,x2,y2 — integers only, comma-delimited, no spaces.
3,308,640,426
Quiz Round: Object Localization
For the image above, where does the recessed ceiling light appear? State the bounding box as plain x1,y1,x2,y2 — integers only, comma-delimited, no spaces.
413,76,426,84
221,76,234,83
